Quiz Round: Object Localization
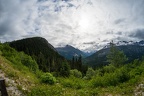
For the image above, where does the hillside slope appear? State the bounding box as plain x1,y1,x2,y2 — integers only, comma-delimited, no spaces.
0,45,39,96
1,42,144,95
84,45,144,67
9,37,65,72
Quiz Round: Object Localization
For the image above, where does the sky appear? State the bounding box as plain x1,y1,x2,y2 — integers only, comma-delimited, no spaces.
0,0,144,52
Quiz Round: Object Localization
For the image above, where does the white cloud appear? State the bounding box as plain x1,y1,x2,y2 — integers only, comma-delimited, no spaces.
0,0,144,51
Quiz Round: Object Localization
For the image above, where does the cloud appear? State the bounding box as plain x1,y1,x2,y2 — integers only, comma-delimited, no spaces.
0,0,144,51
114,18,125,25
129,29,144,39
0,0,38,41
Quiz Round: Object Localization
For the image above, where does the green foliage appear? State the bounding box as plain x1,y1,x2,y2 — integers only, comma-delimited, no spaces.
9,37,66,72
70,55,83,72
20,52,39,73
2,40,144,95
103,64,116,73
90,66,130,87
60,76,85,89
116,67,130,83
90,73,118,87
40,72,56,85
0,44,39,73
35,70,44,78
70,69,82,78
59,61,70,77
107,42,127,67
28,85,63,96
84,67,95,80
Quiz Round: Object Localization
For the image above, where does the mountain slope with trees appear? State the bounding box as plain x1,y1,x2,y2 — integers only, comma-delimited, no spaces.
8,37,67,72
1,41,144,95
84,42,144,68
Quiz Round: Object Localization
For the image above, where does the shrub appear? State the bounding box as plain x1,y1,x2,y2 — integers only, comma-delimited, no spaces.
61,77,85,89
116,67,130,83
41,73,56,85
103,64,116,73
85,67,95,80
20,52,39,73
70,69,82,78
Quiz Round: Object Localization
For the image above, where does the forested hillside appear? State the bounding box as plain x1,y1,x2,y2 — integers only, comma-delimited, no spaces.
84,44,144,68
9,37,66,72
1,39,144,95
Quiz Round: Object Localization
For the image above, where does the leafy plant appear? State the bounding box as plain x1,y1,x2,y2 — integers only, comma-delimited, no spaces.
107,41,127,67
41,72,56,85
70,69,82,78
84,67,95,80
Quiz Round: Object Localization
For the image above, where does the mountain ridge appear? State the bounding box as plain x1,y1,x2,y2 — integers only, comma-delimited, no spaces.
84,40,144,67
8,37,66,72
56,44,88,60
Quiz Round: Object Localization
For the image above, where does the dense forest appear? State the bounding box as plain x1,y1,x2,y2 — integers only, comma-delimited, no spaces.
8,37,87,76
0,38,144,95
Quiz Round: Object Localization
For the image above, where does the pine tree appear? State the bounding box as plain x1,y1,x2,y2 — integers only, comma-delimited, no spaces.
59,61,70,77
107,41,128,67
72,56,75,69
77,55,82,71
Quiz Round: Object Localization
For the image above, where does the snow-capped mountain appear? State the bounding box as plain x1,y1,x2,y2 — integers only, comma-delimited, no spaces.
103,40,144,49
84,40,144,67
56,45,89,60
134,40,144,46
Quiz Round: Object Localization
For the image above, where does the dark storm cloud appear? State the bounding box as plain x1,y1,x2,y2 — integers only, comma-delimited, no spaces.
0,0,23,36
0,0,37,41
129,29,144,39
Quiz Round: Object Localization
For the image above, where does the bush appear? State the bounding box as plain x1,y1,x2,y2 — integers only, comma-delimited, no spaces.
20,52,39,73
41,73,56,85
116,67,130,83
70,69,82,78
90,73,119,87
103,64,116,73
85,67,95,80
0,44,39,73
61,76,85,89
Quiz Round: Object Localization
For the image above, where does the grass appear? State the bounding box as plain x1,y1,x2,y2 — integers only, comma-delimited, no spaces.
0,55,39,94
0,44,144,96
0,55,138,96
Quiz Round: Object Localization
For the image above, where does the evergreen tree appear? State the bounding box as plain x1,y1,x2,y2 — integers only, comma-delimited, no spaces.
59,61,70,77
77,55,82,71
107,41,128,67
71,56,75,69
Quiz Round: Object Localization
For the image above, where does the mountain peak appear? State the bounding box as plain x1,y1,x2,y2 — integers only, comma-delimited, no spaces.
56,45,88,59
102,40,144,50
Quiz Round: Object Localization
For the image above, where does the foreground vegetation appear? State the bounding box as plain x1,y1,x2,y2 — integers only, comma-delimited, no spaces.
0,43,144,95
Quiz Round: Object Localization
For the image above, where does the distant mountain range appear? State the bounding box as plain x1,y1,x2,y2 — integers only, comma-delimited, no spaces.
84,40,144,68
56,45,92,60
8,37,144,69
103,40,144,49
